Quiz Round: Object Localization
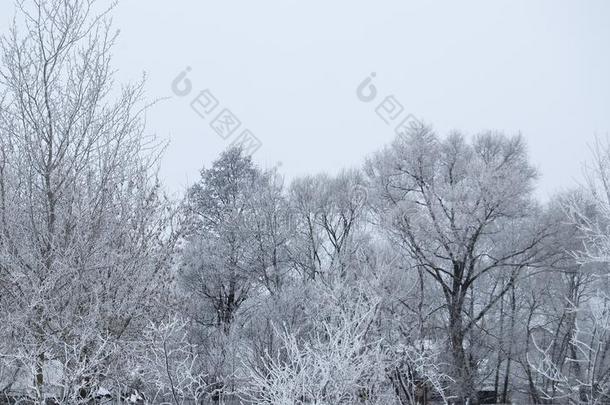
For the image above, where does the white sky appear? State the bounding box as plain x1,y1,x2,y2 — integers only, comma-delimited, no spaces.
2,1,609,200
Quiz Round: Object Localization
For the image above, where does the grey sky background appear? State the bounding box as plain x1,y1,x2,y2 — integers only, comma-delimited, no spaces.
2,1,609,200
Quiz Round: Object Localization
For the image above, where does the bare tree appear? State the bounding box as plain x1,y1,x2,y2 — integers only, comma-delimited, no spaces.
180,146,261,331
0,0,175,401
365,127,552,404
287,169,368,281
240,282,389,405
528,139,610,404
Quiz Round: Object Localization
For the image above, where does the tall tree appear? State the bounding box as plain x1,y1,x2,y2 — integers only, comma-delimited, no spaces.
365,127,552,404
0,0,175,401
287,169,367,281
180,147,260,331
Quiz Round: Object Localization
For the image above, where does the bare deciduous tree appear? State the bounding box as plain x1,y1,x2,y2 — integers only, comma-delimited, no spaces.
0,0,176,401
365,127,552,404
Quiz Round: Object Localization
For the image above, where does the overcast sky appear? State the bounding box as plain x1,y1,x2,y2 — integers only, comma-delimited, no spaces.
2,1,609,200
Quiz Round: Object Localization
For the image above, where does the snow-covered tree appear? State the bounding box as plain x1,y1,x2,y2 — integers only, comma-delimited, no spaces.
0,0,176,401
365,127,552,404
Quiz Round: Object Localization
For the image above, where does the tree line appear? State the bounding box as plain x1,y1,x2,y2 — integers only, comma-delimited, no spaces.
0,1,609,404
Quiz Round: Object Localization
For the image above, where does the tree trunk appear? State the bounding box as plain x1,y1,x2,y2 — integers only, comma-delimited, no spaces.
501,285,516,403
449,303,478,405
35,352,44,403
494,292,505,399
